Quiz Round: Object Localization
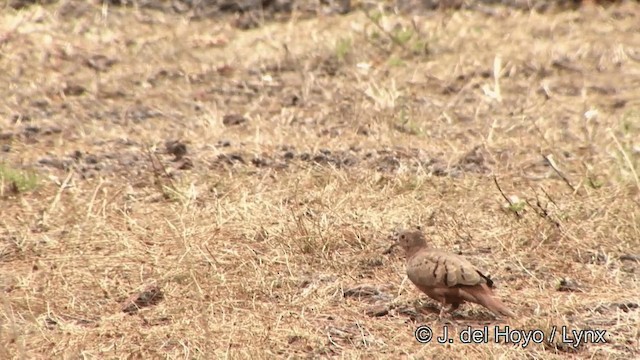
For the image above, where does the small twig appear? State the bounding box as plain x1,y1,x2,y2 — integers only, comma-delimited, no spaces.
530,187,565,228
539,186,559,208
0,290,26,359
203,243,223,268
411,18,420,33
49,170,74,214
543,154,576,193
624,48,640,63
363,10,410,52
525,196,561,228
493,175,522,218
529,117,552,146
514,258,543,287
551,59,583,74
448,213,475,241
145,146,176,192
619,254,640,263
608,128,640,195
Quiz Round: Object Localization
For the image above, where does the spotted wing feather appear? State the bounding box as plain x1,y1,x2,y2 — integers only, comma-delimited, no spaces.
406,249,490,288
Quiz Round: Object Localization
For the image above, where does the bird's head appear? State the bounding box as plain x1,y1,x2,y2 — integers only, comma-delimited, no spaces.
384,227,427,256
396,229,427,252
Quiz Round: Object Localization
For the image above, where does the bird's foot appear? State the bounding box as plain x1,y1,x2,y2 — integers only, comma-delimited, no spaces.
442,318,458,327
437,308,457,326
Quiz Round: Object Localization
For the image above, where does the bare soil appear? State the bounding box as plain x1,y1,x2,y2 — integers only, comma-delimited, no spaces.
1,1,639,359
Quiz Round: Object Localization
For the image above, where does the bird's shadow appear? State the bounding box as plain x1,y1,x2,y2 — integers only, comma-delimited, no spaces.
415,301,505,325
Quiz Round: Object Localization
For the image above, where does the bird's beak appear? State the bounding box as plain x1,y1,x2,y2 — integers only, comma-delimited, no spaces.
383,233,400,254
382,242,398,254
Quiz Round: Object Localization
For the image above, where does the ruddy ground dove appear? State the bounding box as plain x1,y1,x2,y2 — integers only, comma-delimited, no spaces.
392,229,515,319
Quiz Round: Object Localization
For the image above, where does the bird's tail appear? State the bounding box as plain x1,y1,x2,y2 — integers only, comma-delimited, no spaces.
466,285,516,318
481,295,516,318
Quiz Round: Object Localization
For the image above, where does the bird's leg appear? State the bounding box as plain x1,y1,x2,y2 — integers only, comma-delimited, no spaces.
438,304,446,320
447,303,460,314
438,302,460,326
445,303,460,326
438,301,452,322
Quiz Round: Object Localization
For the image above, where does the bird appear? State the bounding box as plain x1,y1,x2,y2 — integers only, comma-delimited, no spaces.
389,228,515,320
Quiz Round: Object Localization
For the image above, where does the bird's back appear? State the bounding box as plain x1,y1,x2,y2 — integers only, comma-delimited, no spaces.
406,248,489,289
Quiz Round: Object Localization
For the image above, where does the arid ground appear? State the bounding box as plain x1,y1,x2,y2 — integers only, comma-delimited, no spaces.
1,1,639,359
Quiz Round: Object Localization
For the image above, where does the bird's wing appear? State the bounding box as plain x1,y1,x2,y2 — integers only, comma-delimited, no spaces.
406,249,489,288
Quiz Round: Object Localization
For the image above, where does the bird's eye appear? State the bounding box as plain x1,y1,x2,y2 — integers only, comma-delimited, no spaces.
400,235,405,240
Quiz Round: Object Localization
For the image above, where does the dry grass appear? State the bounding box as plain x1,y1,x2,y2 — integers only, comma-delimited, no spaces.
1,1,639,359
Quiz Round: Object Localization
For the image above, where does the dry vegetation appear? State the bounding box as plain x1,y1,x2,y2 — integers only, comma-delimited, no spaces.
1,1,639,359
